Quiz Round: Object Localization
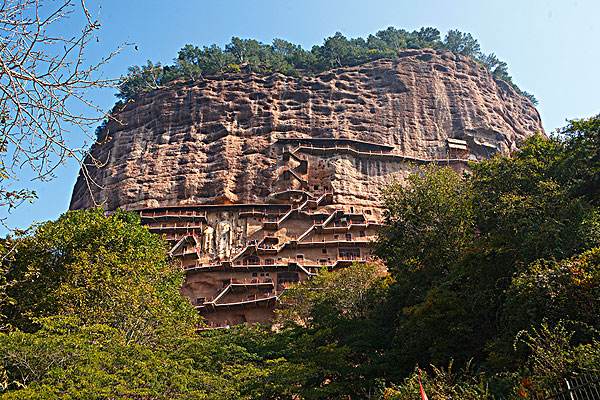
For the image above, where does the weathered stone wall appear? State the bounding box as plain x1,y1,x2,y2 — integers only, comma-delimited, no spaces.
70,49,543,212
69,49,543,327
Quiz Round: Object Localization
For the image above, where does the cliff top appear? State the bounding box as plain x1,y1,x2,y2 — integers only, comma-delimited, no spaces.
72,49,543,212
116,27,537,105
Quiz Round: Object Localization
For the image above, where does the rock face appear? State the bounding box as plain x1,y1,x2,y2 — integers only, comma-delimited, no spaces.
70,49,542,211
69,49,543,327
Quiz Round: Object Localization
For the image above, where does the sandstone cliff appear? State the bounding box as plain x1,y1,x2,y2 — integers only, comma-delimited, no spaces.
70,48,543,211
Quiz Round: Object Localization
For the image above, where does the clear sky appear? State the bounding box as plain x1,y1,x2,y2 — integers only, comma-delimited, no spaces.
2,0,599,233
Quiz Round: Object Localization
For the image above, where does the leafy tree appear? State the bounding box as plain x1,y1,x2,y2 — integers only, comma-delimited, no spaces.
0,208,198,344
116,61,172,101
366,27,407,56
272,38,316,71
0,317,238,399
561,116,600,203
313,32,368,69
269,263,393,399
479,53,509,79
376,166,475,278
443,29,481,57
504,247,600,337
415,27,442,46
471,134,597,263
375,117,600,375
277,263,389,327
0,209,269,398
175,44,206,80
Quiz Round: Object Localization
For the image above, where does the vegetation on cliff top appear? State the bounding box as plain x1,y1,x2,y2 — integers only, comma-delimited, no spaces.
117,27,538,105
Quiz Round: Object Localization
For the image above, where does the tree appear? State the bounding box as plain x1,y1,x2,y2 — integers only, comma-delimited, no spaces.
277,263,389,327
374,119,600,374
505,248,600,336
0,208,199,344
376,166,475,277
443,30,481,57
367,27,409,53
560,115,600,204
117,28,537,107
0,0,122,221
313,32,362,69
471,134,598,263
0,209,276,398
0,318,241,399
479,53,509,79
116,61,171,101
415,27,442,46
175,44,204,80
269,263,394,399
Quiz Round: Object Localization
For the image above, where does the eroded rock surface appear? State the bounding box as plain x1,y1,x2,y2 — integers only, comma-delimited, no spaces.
70,49,543,211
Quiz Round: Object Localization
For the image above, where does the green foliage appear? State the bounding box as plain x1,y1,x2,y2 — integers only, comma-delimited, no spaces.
277,263,390,326
377,166,475,277
560,116,600,203
374,116,600,380
471,134,598,263
1,208,199,343
117,27,536,105
444,29,481,57
271,263,394,399
382,365,493,400
4,116,600,397
116,61,177,101
505,248,600,334
0,317,233,399
0,210,271,399
514,321,600,397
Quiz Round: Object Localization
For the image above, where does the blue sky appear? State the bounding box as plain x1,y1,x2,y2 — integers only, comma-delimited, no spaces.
2,0,599,233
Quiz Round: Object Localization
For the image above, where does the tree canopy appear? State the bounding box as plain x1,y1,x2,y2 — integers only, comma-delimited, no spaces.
117,27,538,105
0,208,198,343
2,117,600,398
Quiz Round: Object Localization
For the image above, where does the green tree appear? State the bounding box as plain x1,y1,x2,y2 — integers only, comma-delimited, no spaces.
471,134,598,263
0,318,240,399
561,116,600,203
1,209,198,344
269,263,392,399
505,247,600,337
116,61,174,100
443,30,481,57
375,118,600,374
0,209,268,399
117,28,536,104
376,166,475,277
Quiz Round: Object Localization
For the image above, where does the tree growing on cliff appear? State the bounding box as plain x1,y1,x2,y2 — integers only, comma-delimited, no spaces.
443,29,481,57
117,27,537,105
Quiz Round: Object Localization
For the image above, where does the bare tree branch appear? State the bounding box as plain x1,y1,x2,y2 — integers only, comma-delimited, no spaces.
0,0,124,227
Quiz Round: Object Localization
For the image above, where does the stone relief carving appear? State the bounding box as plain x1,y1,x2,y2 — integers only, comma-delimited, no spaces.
203,226,214,256
216,221,232,259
